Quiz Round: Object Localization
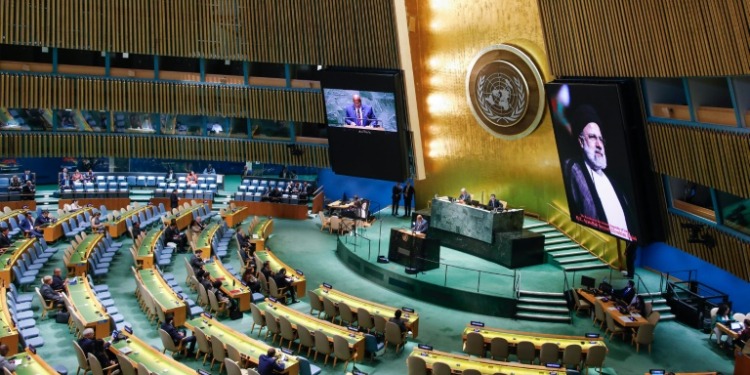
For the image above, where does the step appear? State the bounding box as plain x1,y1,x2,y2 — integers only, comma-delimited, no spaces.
562,262,609,272
653,306,672,313
543,232,565,239
639,292,663,297
518,297,568,306
528,226,556,233
545,243,580,252
517,304,570,314
660,313,676,321
551,250,590,258
556,256,599,265
523,222,549,229
649,298,667,305
545,238,570,245
515,312,571,323
519,290,566,298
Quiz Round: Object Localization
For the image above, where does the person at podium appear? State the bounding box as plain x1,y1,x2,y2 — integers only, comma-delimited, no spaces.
487,194,503,210
412,215,428,234
458,188,471,203
345,94,376,127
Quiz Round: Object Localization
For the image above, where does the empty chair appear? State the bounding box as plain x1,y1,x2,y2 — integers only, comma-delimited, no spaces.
490,337,509,361
322,297,339,324
605,312,626,341
384,321,406,354
313,330,332,365
296,324,316,357
585,345,607,373
210,335,227,373
225,358,243,375
194,327,212,364
74,342,91,375
357,308,374,333
432,362,452,375
515,341,536,364
573,290,591,315
87,353,118,375
373,314,387,334
593,301,606,329
338,302,357,326
332,334,356,371
562,344,583,370
539,342,560,364
117,353,136,375
631,323,655,354
277,315,297,349
464,332,485,357
647,311,661,327
265,311,280,343
407,355,428,375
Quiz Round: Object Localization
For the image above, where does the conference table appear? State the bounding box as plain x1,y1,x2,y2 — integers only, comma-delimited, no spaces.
461,325,607,353
7,348,58,374
42,207,94,242
715,322,740,339
195,222,220,259
108,330,195,374
0,238,36,286
68,275,111,339
66,233,103,276
165,203,207,230
577,289,649,328
136,228,164,269
310,286,419,338
249,218,273,249
0,289,19,355
255,299,365,361
137,268,187,327
409,347,564,375
203,257,252,312
255,250,306,296
185,314,300,375
222,206,250,227
107,205,151,238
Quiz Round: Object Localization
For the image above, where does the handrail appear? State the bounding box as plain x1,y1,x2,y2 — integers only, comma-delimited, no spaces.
633,274,656,304
659,269,697,293
562,272,573,324
412,256,515,297
545,202,619,268
514,271,522,299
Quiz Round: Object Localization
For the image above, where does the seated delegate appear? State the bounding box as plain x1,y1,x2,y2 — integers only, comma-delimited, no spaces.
458,188,471,203
412,215,428,234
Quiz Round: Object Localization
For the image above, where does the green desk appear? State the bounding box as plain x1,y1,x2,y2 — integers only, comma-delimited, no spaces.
109,331,194,374
165,204,206,230
203,257,251,311
409,347,563,375
68,275,110,339
195,222,219,258
136,228,164,269
0,238,35,286
185,314,299,375
108,205,151,238
7,349,57,374
137,269,187,326
0,289,19,355
254,250,306,296
255,299,365,361
461,325,608,354
66,234,103,276
42,207,94,242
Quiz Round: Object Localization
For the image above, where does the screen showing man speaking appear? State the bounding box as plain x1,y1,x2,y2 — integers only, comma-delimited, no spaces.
547,82,641,242
324,89,398,132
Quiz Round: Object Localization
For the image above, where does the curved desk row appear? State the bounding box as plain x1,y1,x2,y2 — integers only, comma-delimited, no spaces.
409,347,563,375
42,207,95,242
165,203,209,230
195,222,220,259
134,227,166,270
254,250,306,296
108,330,194,374
231,200,309,220
0,238,37,286
577,289,649,328
203,257,252,312
107,204,153,238
7,348,59,374
0,289,20,356
461,325,608,354
134,268,188,327
65,234,104,276
248,217,273,250
66,275,111,339
221,206,250,228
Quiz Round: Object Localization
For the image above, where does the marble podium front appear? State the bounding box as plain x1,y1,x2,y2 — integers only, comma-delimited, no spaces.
430,198,523,243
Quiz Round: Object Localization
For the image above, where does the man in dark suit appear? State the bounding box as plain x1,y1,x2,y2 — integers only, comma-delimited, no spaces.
131,221,142,239
617,280,636,304
279,167,289,179
32,210,50,239
269,187,283,202
403,181,415,217
274,268,298,303
257,348,285,375
40,275,66,311
169,189,179,211
165,168,176,183
411,215,428,234
51,268,68,293
78,328,96,358
235,228,254,256
487,194,503,210
389,310,409,334
161,313,196,354
260,261,274,281
344,94,376,127
624,241,636,279
18,212,33,238
242,166,252,179
22,169,34,185
458,188,471,203
392,182,402,216
21,180,35,200
190,250,205,272
0,227,12,249
165,221,186,253
59,168,70,189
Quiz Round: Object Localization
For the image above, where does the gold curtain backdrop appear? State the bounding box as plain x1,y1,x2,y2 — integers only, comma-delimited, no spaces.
0,0,399,69
405,0,567,219
0,73,325,123
0,133,330,168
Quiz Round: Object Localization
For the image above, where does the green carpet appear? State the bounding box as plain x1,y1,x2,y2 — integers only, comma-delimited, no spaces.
22,211,736,375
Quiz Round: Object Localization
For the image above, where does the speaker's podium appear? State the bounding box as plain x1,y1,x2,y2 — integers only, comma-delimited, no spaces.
388,228,441,272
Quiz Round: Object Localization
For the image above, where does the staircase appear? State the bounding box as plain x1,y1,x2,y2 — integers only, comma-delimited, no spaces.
640,292,676,321
35,192,58,212
129,188,153,204
213,191,233,210
525,221,609,272
516,290,571,323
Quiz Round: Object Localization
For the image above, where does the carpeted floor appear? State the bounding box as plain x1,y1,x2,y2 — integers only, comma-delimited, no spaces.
24,208,736,375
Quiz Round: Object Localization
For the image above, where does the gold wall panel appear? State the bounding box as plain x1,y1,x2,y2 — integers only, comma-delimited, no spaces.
537,0,750,77
0,73,325,123
0,133,330,168
647,122,750,199
0,0,399,69
406,0,567,219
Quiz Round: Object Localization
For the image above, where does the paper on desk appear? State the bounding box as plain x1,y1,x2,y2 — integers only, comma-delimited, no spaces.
618,316,635,322
596,296,606,300
607,307,617,311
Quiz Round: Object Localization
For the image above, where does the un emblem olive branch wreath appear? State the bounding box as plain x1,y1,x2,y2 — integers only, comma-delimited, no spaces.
476,74,526,124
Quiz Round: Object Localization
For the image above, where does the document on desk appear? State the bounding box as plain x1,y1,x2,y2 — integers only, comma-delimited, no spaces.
607,306,617,311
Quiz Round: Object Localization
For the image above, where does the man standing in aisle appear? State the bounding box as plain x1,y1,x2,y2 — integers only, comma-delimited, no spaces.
403,180,415,217
392,182,402,216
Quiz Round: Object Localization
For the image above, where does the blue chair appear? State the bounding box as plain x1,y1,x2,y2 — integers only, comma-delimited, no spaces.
117,176,126,183
22,253,43,271
194,190,204,200
9,283,34,304
198,177,206,185
155,188,165,198
127,176,137,187
68,220,85,235
158,203,166,216
86,275,109,293
33,243,53,260
77,215,90,230
364,333,385,363
8,299,34,321
178,177,186,184
88,259,108,279
146,176,156,187
106,176,115,183
185,190,194,199
12,266,35,290
7,217,21,237
297,356,322,375
234,192,243,201
61,222,78,239
7,292,32,311
137,176,146,187
238,186,247,192
157,176,165,185
99,206,109,219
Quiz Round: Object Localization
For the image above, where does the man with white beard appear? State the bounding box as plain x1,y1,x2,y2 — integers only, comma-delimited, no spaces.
562,105,633,240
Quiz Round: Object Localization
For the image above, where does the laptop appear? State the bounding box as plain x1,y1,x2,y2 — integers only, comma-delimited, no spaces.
730,322,743,331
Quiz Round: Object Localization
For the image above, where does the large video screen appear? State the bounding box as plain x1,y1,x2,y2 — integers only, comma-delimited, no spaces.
324,89,397,132
546,81,642,242
321,69,409,182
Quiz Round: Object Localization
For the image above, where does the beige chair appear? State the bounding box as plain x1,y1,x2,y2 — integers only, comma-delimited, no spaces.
357,308,374,333
322,297,340,324
194,327,213,364
605,312,626,341
314,330,333,365
257,269,269,295
539,342,559,364
338,301,357,326
296,324,316,356
593,301,606,329
88,353,119,375
562,344,582,369
329,216,341,234
210,334,227,373
73,340,90,375
136,363,150,375
631,323,655,354
647,311,661,327
407,355,428,375
644,302,653,318
584,345,607,374
225,358,244,375
159,328,187,357
250,304,267,337
154,298,167,326
208,290,228,317
333,334,357,371
197,283,210,309
278,315,298,349
463,332,485,357
318,212,331,232
734,313,746,322
373,314,387,334
226,343,247,369
308,290,324,318
265,311,280,343
516,341,536,364
432,362,452,375
384,321,407,354
708,307,719,341
36,287,62,320
463,370,482,375
490,337,509,361
2,207,10,214
116,353,136,375
268,277,288,304
573,291,591,315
